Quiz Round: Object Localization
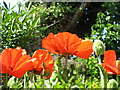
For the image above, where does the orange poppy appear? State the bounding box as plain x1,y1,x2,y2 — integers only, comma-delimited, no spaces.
42,32,93,59
0,47,33,78
31,49,54,79
102,50,120,75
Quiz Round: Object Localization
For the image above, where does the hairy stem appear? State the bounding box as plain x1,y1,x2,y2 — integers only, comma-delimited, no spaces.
65,55,68,68
98,55,101,64
24,74,27,88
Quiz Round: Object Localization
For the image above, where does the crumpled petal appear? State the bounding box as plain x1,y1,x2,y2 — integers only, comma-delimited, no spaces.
102,50,120,75
31,49,54,79
104,50,116,68
75,40,93,59
42,32,93,59
0,47,33,78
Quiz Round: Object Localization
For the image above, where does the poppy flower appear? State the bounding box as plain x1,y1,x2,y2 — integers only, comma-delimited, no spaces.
31,49,54,79
102,50,120,75
42,32,93,59
0,47,33,78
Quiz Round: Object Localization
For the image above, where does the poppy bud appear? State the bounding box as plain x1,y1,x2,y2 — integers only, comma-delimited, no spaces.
93,40,105,56
107,79,118,88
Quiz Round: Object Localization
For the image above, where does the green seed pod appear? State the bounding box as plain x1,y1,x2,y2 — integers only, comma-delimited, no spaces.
107,79,118,88
93,40,105,56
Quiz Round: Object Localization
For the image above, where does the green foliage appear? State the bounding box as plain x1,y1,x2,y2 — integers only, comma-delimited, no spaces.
2,2,42,52
1,2,76,53
1,2,120,89
7,76,23,88
91,3,120,54
47,56,101,88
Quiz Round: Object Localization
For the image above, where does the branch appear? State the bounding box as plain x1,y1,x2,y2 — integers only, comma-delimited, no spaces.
33,18,65,30
63,2,90,32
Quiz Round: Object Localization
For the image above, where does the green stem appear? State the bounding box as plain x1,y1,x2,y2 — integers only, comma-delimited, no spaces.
65,55,68,68
97,55,101,64
116,75,119,85
97,64,107,88
56,56,66,88
29,71,35,88
24,74,27,88
4,74,8,87
64,55,69,88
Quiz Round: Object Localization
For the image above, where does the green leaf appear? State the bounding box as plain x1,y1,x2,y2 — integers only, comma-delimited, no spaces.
28,9,36,14
4,14,11,22
21,14,27,23
3,1,9,10
31,17,39,29
27,2,32,11
10,5,16,11
11,18,16,30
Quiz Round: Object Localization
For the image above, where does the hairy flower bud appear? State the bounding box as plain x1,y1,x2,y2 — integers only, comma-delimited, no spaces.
107,79,118,88
93,40,105,56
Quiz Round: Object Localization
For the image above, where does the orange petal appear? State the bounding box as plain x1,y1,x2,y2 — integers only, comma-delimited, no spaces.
42,33,59,54
0,49,12,72
0,64,11,73
42,65,54,79
75,40,93,59
55,32,82,55
11,47,26,69
67,35,82,54
31,49,54,78
10,54,32,78
102,63,120,75
32,50,47,69
32,49,54,70
104,50,116,68
54,33,68,54
42,32,82,55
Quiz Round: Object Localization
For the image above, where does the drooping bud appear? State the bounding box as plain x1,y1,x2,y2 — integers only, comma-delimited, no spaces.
107,79,118,88
93,40,105,56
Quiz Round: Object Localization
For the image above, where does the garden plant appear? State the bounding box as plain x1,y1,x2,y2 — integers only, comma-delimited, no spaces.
0,1,120,89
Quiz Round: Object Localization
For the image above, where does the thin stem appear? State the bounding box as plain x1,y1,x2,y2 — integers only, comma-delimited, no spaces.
98,55,101,64
65,55,68,68
29,71,35,88
116,75,119,84
24,74,27,88
4,74,8,87
64,55,69,87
